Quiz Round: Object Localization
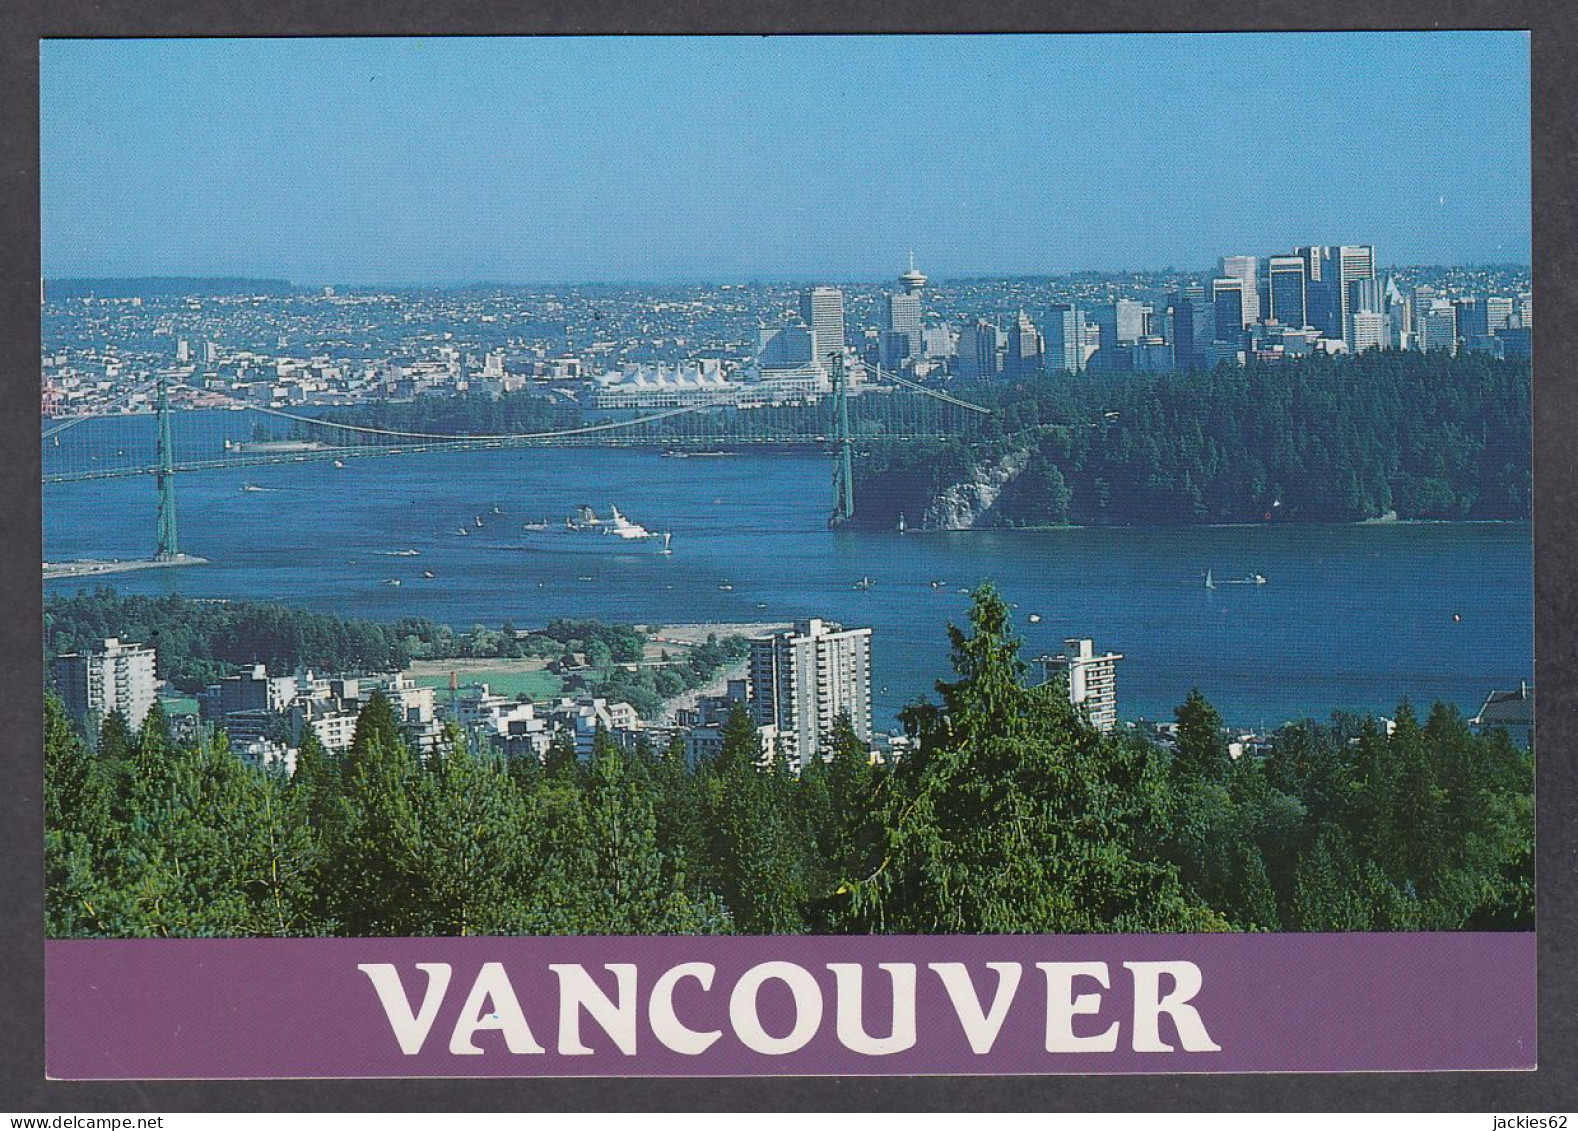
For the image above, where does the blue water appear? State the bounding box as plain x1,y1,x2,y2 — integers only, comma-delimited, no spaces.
44,425,1533,730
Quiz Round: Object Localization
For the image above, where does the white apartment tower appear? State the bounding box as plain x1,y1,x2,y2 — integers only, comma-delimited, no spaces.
53,637,159,734
1034,638,1124,733
748,618,873,769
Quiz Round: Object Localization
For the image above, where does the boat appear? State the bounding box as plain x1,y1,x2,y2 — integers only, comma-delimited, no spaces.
520,505,673,554
239,483,275,493
474,516,484,528
333,459,346,469
456,527,469,536
930,579,945,589
379,549,420,557
491,506,504,515
853,576,876,591
1217,572,1268,586
422,570,435,579
382,578,401,587
1204,569,1216,590
1028,613,1042,624
718,582,734,591
898,512,907,534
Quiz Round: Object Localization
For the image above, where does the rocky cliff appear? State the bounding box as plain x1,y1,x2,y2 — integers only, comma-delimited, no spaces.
920,449,1032,530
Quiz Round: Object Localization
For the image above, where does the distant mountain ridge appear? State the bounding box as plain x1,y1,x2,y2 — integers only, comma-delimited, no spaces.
45,277,298,300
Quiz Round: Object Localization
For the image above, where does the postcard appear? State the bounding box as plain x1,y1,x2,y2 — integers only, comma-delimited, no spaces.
39,32,1535,1079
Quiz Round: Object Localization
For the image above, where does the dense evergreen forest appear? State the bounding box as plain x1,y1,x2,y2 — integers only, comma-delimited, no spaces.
46,588,1532,938
855,350,1531,527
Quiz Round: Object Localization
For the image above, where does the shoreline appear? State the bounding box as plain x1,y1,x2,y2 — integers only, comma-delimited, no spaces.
43,554,208,580
867,517,1530,534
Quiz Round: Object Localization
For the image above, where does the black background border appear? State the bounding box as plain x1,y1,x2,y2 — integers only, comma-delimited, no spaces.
2,2,1574,1112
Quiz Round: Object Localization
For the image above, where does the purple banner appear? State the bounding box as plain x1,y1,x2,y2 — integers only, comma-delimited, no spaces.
45,933,1535,1078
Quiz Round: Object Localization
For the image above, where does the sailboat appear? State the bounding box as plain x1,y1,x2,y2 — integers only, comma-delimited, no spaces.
897,512,907,534
1204,569,1216,591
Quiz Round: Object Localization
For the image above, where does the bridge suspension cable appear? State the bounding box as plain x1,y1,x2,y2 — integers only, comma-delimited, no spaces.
42,377,164,439
175,382,758,443
847,358,994,414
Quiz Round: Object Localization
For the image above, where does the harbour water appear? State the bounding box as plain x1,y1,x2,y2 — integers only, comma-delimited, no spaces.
45,439,1533,730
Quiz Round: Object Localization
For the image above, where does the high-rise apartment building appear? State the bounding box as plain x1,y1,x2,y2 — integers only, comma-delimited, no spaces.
53,637,159,734
1033,638,1124,733
1219,256,1261,325
800,286,847,370
748,618,873,769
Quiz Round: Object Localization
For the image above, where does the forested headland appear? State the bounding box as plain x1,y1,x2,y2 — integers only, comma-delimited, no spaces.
45,587,1532,939
855,351,1531,528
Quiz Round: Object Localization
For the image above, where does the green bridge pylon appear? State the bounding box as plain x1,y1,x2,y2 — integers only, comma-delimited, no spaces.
829,352,855,528
154,374,180,560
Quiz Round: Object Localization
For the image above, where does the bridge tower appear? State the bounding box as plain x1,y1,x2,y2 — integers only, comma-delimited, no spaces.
154,373,180,560
829,352,855,528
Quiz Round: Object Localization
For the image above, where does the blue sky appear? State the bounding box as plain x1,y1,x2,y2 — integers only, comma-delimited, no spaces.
40,34,1531,284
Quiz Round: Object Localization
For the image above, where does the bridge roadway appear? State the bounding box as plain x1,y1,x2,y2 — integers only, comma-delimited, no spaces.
42,430,965,485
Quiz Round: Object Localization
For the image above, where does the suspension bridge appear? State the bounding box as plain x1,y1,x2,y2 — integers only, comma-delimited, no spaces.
44,356,991,563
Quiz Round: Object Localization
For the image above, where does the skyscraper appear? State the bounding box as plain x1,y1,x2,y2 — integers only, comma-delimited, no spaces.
1349,311,1388,353
748,618,873,769
757,323,815,370
1418,300,1458,354
1266,256,1308,327
1334,245,1377,350
880,254,927,370
1296,246,1338,338
800,286,847,370
1042,304,1083,373
1454,297,1489,342
1219,256,1261,324
1115,299,1149,343
1485,296,1515,333
1212,277,1247,340
955,318,1000,381
1006,310,1042,377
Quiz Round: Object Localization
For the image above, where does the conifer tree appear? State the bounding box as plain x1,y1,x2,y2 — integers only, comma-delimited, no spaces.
845,585,1225,934
412,740,527,935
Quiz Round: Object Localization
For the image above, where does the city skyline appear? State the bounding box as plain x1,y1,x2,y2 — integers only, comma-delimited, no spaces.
41,33,1531,284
